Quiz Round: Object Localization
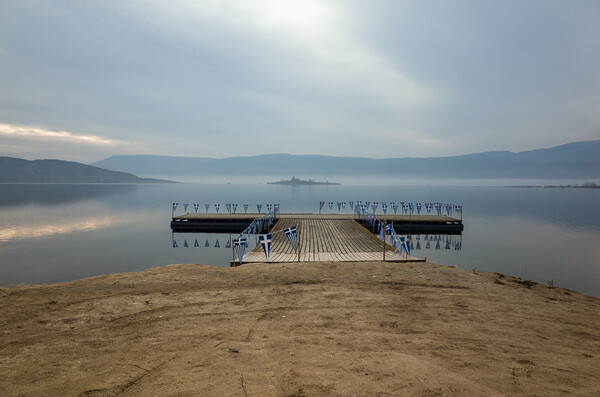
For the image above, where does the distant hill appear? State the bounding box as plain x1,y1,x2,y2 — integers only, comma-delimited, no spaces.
0,157,173,183
91,140,600,179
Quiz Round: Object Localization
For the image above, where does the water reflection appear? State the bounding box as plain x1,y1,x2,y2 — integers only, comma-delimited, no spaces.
0,184,138,207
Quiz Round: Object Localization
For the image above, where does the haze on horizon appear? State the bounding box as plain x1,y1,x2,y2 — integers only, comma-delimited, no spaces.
1,0,599,163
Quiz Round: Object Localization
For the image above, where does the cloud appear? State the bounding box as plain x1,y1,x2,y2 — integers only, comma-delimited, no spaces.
0,123,126,146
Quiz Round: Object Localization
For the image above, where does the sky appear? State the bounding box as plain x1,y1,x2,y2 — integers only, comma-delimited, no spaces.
1,0,599,163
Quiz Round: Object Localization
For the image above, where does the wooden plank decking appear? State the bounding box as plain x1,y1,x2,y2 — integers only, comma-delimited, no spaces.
239,217,423,264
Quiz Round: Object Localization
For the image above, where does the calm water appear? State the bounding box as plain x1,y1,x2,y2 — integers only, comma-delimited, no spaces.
0,183,598,297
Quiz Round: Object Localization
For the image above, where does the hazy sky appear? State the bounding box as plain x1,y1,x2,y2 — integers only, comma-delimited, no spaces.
1,0,599,163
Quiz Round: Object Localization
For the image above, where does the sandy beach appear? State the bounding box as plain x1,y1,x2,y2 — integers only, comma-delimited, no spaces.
1,261,599,396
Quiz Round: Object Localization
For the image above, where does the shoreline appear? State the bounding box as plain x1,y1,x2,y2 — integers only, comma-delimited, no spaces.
1,261,599,395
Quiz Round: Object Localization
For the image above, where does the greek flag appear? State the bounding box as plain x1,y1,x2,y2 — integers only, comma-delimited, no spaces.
284,226,298,252
234,237,247,264
173,202,178,212
243,204,249,213
392,203,398,214
372,202,378,213
233,203,238,213
215,203,220,213
329,202,333,210
349,201,354,210
416,203,422,215
172,239,178,248
398,236,410,255
215,239,220,248
183,239,188,247
267,204,273,213
205,204,210,213
319,201,325,212
193,204,200,213
342,202,346,209
337,202,341,211
257,204,262,213
183,203,188,212
226,203,231,213
194,239,199,247
205,239,210,247
226,239,231,248
382,202,388,214
259,234,272,259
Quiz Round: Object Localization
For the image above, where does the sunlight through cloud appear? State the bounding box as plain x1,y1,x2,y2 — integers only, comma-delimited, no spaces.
0,124,126,146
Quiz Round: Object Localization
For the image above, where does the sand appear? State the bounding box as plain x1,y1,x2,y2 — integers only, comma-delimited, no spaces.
1,261,599,396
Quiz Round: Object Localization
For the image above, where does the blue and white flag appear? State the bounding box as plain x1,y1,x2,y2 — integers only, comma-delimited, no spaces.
258,234,272,259
267,204,273,213
193,204,199,213
342,202,346,209
284,226,298,252
205,238,210,247
372,202,378,213
215,239,220,248
243,204,249,213
392,203,398,214
194,239,199,247
416,203,422,215
183,239,189,247
349,201,354,210
225,203,231,213
234,237,247,264
183,203,189,213
226,239,231,248
205,204,210,213
337,202,341,211
329,202,333,210
173,202,178,212
172,239,178,248
233,203,238,213
257,204,262,213
215,203,220,213
382,202,388,214
319,201,325,212
398,236,410,256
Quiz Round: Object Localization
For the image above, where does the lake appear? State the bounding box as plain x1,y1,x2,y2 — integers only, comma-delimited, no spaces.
0,183,598,297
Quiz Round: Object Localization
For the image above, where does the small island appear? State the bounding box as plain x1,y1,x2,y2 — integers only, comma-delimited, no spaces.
267,176,340,186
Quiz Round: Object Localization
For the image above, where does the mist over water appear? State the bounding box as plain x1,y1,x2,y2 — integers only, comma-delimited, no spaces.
0,183,598,297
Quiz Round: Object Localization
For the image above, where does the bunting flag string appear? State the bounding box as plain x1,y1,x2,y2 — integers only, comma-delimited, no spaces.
284,226,298,252
194,238,199,247
183,203,188,213
328,202,333,210
205,239,210,247
244,204,249,213
183,239,189,247
193,204,200,213
233,203,238,213
205,204,210,213
173,202,178,212
258,234,272,259
215,239,220,248
225,203,231,213
257,204,262,213
416,203,422,215
215,203,220,213
349,201,354,210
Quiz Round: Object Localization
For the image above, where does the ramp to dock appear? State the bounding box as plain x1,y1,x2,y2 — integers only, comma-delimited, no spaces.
240,217,423,264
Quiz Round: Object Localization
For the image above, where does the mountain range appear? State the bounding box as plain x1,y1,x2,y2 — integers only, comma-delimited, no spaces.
0,157,171,183
91,140,600,180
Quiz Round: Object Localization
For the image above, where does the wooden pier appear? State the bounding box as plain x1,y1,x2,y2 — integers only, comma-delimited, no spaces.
171,213,461,265
234,215,425,265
